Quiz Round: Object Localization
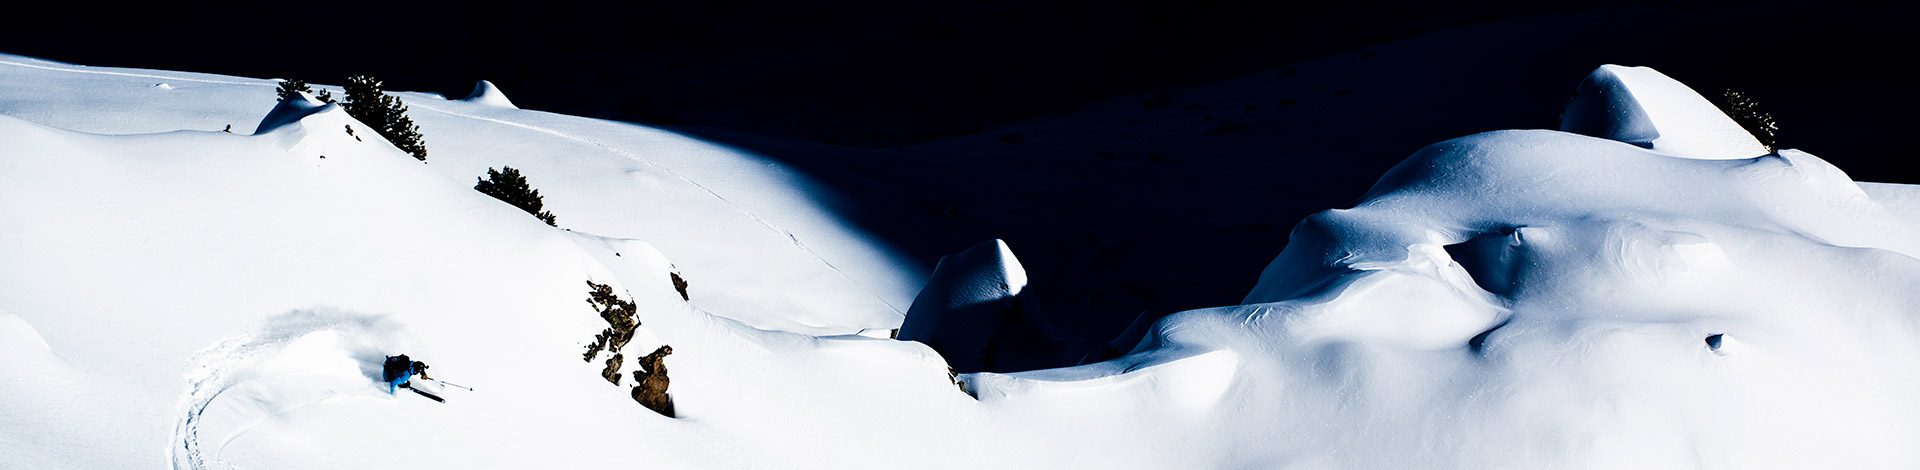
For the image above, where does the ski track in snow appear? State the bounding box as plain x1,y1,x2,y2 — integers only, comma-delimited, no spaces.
0,57,268,87
168,311,400,470
408,102,904,315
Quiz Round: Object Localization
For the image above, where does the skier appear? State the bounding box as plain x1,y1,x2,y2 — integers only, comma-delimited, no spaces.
383,354,444,402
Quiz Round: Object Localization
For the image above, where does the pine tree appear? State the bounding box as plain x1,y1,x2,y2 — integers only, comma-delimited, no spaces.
1722,89,1778,152
341,75,428,161
474,166,558,226
275,79,312,102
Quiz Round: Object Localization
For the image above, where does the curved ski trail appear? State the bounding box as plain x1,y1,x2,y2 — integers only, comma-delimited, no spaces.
168,311,402,470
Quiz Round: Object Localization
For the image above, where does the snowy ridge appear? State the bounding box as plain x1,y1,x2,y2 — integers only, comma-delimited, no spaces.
0,52,917,335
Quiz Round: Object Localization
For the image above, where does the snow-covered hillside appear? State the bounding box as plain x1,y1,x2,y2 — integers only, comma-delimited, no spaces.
4,52,1919,469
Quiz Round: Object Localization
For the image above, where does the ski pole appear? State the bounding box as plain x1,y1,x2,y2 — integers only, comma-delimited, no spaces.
435,380,473,391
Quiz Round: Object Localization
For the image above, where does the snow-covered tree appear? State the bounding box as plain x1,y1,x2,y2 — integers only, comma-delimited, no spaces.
274,79,311,102
474,166,557,226
342,75,428,161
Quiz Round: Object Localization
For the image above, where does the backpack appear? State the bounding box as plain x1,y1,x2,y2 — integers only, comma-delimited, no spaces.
383,355,413,382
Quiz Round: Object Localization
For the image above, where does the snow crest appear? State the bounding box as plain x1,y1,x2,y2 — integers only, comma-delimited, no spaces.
460,80,516,109
1559,64,1770,159
252,93,335,136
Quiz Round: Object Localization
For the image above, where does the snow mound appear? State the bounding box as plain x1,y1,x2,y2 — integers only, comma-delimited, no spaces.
254,93,413,163
897,239,1031,371
460,80,516,109
1560,64,1770,159
253,93,334,135
899,240,1102,372
903,239,1027,313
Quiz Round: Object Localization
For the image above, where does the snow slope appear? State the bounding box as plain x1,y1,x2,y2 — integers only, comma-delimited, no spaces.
4,52,1920,469
0,53,918,336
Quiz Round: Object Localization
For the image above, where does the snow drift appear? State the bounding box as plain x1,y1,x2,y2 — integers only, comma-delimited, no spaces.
1559,64,1770,159
3,53,1918,469
460,80,516,109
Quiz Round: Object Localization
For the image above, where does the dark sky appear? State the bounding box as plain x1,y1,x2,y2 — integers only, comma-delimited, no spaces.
11,2,1901,164
11,1,1625,146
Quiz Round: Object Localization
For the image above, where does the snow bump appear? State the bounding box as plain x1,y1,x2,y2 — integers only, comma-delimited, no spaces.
1561,64,1770,159
461,80,517,109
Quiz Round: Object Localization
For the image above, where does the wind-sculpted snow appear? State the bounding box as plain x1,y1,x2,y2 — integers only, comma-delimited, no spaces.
956,67,1920,467
956,137,1920,466
1559,65,1770,159
899,240,1112,372
1211,132,1920,467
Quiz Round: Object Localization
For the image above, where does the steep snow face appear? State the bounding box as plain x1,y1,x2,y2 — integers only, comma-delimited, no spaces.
460,80,516,109
1560,64,1770,159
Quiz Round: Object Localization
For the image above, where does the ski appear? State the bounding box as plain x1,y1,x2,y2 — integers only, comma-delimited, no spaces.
408,386,446,403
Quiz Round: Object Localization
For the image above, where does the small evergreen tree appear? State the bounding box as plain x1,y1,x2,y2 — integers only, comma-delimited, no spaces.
275,79,312,102
1722,89,1778,152
342,75,428,161
474,166,558,226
